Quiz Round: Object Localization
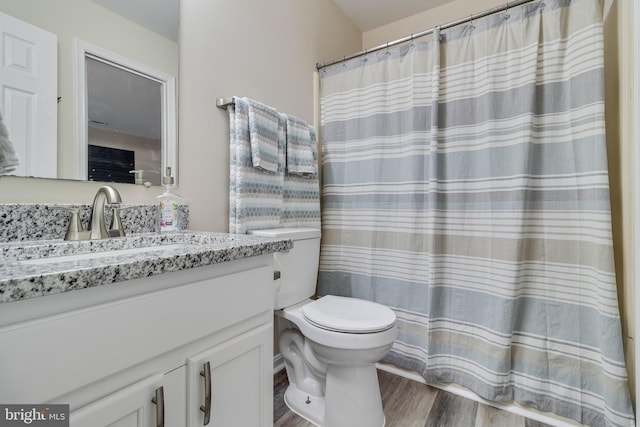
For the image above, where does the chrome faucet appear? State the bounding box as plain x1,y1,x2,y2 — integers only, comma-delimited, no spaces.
54,185,126,241
89,185,123,239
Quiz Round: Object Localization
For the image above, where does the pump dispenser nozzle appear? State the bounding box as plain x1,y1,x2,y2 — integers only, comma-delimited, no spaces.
129,169,145,185
162,167,175,186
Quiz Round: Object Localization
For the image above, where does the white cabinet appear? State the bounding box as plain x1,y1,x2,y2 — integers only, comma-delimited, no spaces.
187,324,272,427
0,255,275,427
70,368,186,427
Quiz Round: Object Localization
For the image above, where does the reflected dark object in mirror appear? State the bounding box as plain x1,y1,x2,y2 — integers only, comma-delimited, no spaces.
88,144,134,184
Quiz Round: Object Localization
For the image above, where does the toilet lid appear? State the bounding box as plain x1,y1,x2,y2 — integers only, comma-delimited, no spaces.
302,295,396,333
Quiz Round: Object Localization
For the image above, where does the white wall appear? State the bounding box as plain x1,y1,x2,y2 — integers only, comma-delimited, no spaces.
178,0,361,232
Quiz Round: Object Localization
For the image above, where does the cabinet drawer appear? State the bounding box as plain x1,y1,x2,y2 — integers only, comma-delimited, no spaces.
0,265,273,403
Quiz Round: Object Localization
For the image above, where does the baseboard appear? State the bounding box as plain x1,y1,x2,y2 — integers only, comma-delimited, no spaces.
375,363,584,427
273,353,285,375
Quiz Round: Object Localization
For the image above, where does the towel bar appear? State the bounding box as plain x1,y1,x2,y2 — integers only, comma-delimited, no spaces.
216,96,238,110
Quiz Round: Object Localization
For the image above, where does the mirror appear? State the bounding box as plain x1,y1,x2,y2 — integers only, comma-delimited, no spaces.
0,0,179,184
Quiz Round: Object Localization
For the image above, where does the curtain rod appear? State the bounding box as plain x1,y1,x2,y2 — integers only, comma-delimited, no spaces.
316,0,538,70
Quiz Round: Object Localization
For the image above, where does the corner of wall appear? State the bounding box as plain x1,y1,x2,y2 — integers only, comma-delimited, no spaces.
603,0,635,404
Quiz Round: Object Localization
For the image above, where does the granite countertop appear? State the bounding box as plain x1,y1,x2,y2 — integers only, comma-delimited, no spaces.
0,231,292,304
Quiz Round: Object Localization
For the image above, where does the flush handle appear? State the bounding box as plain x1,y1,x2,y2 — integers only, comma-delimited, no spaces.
151,385,165,427
200,361,212,425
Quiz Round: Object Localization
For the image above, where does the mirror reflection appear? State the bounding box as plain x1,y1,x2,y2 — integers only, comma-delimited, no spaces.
86,56,163,186
0,0,179,184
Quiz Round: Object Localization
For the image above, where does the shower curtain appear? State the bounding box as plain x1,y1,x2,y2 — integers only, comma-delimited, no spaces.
317,0,634,425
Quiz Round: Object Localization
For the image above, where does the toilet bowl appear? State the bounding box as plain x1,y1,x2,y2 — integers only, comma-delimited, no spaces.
278,296,397,427
248,228,398,427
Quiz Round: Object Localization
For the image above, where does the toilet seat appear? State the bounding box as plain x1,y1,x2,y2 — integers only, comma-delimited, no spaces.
302,295,396,334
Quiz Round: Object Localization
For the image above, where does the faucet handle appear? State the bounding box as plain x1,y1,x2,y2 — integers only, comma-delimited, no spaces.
51,206,89,241
109,206,134,237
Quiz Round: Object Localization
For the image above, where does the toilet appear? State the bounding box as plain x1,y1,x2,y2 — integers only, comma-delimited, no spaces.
249,228,397,427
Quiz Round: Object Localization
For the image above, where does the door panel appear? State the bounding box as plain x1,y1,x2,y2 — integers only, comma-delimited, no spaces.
70,373,163,427
186,324,273,427
0,10,57,177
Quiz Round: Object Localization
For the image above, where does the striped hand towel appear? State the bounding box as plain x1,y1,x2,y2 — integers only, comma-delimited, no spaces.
284,114,317,175
246,97,280,173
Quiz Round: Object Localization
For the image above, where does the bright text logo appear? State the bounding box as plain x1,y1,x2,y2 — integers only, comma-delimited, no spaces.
0,405,68,427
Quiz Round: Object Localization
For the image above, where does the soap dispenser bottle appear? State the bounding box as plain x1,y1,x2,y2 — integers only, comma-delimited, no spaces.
157,166,182,232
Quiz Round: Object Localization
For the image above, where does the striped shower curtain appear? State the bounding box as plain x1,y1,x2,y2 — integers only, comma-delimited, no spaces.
317,0,634,425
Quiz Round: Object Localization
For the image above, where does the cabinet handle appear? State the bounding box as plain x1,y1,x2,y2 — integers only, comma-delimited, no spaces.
151,386,165,427
200,361,212,425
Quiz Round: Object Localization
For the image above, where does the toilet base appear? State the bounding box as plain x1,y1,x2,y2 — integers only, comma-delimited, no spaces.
283,364,386,427
323,364,386,427
284,383,325,426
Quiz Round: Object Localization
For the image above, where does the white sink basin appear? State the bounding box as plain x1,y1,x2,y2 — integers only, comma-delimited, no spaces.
21,243,194,265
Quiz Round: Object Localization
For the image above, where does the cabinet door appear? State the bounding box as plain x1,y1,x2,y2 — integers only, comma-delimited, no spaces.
186,324,273,427
70,367,185,427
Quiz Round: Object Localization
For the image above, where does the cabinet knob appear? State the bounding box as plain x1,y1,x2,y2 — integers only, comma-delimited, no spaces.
200,361,212,425
151,385,165,427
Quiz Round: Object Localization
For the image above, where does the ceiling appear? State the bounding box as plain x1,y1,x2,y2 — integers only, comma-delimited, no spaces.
90,0,455,42
333,0,454,32
90,0,180,43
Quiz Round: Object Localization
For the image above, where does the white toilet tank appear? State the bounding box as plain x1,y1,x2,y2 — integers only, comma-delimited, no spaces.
248,227,321,309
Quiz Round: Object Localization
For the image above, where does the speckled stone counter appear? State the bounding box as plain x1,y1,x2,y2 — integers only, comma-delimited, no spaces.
0,203,189,242
0,231,292,304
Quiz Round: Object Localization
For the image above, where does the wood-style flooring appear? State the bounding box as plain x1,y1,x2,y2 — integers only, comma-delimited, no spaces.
274,369,557,427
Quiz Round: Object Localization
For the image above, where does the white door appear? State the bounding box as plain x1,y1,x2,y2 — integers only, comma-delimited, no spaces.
0,11,57,178
186,325,273,427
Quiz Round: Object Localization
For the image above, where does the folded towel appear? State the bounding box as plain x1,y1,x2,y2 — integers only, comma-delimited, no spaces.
284,114,317,175
245,97,280,173
0,109,19,175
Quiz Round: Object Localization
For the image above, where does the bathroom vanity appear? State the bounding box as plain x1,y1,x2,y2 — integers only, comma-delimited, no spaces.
0,231,292,427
